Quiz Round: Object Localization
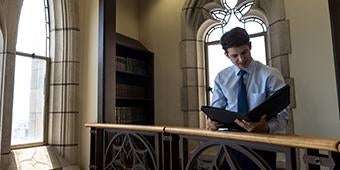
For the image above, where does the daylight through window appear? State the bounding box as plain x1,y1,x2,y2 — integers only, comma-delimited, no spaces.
205,0,267,103
11,0,49,146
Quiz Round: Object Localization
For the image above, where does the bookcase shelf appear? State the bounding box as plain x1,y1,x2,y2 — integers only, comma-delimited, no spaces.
114,33,154,125
116,97,153,101
116,70,151,78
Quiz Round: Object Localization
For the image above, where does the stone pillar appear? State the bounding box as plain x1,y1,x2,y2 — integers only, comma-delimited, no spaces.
0,0,23,168
48,0,80,164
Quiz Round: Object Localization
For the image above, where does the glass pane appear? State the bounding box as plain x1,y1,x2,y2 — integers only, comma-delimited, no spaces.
245,20,266,34
16,0,47,56
11,55,46,145
250,35,267,65
239,2,253,15
207,26,224,42
222,0,238,9
211,10,230,21
207,44,233,102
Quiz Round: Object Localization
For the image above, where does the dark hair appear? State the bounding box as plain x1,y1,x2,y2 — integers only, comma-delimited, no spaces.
220,27,250,52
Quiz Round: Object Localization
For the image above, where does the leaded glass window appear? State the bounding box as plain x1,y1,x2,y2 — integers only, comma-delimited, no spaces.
205,0,267,102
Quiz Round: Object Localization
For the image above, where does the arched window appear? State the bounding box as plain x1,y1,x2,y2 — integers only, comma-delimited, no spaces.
0,0,79,166
180,0,293,130
11,0,50,146
205,0,267,103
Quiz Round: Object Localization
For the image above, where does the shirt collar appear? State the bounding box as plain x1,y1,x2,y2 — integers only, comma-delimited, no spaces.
234,59,255,76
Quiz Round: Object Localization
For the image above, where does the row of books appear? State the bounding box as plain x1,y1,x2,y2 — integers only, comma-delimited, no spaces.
115,107,147,124
116,56,148,76
116,84,145,99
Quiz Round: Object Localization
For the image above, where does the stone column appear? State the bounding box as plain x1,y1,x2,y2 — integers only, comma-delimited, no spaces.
48,0,80,164
0,0,23,168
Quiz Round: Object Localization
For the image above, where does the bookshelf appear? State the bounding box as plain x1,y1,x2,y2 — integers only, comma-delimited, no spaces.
115,33,154,125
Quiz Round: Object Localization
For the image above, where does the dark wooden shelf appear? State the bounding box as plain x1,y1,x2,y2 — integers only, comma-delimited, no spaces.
114,33,154,125
116,97,153,101
116,70,150,78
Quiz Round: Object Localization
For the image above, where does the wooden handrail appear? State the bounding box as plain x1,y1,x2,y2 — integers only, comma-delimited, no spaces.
85,123,340,152
85,123,165,133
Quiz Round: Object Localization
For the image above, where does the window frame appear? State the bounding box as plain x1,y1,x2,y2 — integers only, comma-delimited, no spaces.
10,0,50,148
10,52,50,149
204,0,268,105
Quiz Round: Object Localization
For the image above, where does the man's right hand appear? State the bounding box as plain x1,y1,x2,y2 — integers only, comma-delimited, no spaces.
206,118,224,131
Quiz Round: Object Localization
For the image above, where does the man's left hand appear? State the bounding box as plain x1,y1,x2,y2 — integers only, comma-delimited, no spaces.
234,115,269,132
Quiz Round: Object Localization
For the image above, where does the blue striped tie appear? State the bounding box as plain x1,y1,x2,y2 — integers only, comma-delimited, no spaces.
238,70,249,115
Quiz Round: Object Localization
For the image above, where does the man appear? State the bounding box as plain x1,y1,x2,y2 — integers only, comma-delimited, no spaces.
206,27,288,169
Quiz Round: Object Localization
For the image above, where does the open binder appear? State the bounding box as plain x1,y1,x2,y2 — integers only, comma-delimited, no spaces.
201,85,290,127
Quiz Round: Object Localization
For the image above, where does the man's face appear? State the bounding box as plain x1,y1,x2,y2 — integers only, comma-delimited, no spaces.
225,44,252,69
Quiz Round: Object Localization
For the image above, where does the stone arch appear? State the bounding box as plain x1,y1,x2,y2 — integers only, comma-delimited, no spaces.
181,0,295,133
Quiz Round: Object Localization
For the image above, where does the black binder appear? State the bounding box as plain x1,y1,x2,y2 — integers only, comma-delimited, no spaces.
201,85,290,126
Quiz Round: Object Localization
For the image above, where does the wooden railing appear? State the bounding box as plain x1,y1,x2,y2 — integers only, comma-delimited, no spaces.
85,123,340,170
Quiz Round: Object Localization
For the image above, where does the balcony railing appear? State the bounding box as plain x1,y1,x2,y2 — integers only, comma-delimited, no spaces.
85,123,340,170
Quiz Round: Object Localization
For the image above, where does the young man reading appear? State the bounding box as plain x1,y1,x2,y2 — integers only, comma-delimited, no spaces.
206,27,288,169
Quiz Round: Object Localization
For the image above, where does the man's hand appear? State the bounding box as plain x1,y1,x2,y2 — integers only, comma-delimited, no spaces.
234,115,269,132
206,118,224,131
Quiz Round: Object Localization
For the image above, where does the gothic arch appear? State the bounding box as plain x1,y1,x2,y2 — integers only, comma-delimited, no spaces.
181,0,295,133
